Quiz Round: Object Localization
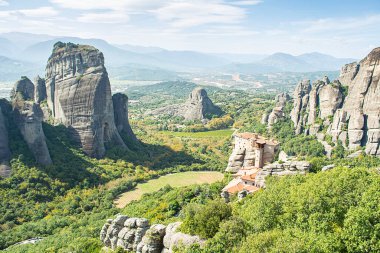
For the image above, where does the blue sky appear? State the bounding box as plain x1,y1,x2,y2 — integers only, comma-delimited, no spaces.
0,0,379,58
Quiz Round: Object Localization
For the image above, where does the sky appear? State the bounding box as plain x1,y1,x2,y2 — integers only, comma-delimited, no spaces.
0,0,379,58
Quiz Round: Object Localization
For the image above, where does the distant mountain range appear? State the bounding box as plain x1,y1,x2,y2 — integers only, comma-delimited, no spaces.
0,32,357,81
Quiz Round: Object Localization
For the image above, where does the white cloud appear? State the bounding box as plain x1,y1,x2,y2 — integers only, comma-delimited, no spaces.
294,15,380,33
0,7,58,19
152,1,246,29
0,0,8,7
231,0,262,6
78,11,130,24
50,0,164,11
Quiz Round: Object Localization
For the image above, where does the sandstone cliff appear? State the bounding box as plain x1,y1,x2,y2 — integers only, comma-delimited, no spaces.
112,93,137,142
285,47,380,156
11,77,52,166
262,92,290,128
45,42,126,158
148,87,223,121
0,105,11,177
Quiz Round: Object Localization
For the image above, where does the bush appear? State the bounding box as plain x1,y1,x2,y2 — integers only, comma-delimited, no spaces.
181,199,232,238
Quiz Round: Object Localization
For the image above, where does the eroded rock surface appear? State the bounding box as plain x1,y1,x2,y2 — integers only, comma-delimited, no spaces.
148,88,223,121
34,76,47,103
100,216,203,253
11,78,52,166
329,48,380,155
255,161,310,188
266,92,290,127
0,105,11,177
112,93,137,142
45,42,126,157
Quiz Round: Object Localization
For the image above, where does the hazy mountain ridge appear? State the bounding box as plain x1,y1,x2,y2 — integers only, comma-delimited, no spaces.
0,32,357,81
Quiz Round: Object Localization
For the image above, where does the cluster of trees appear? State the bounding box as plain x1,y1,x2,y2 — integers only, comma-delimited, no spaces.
169,167,380,253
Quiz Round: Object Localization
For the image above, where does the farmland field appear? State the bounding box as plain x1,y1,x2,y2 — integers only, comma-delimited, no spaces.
115,171,224,208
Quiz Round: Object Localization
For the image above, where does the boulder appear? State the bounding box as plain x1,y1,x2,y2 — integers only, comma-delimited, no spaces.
45,42,126,158
162,222,204,253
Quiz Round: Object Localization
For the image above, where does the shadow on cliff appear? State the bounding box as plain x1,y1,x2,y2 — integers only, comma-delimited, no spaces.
42,123,101,187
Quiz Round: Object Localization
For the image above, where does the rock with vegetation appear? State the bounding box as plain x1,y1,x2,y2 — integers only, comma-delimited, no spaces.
11,77,52,166
45,42,126,158
10,76,35,101
162,222,205,253
147,87,223,121
112,93,137,142
0,106,11,177
266,92,290,127
100,216,203,253
337,47,380,155
285,48,380,156
255,160,310,187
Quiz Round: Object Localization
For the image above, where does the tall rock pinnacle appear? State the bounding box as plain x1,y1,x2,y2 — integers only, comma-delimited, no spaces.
45,42,126,158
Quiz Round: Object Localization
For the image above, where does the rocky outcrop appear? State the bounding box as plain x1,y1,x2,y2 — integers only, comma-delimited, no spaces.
264,93,290,127
147,88,223,121
255,161,310,188
100,216,204,253
45,42,126,158
285,48,380,156
112,93,137,142
290,80,311,134
10,76,35,101
328,48,380,155
11,78,52,166
0,106,11,177
162,222,204,253
34,76,47,103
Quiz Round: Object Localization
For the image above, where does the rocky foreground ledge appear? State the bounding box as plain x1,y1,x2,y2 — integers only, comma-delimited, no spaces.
100,215,204,253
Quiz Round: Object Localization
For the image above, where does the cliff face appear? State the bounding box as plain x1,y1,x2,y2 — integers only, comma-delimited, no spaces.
148,87,223,121
0,105,11,177
332,47,380,155
45,42,126,158
263,92,290,128
11,77,52,166
285,47,380,156
112,93,137,142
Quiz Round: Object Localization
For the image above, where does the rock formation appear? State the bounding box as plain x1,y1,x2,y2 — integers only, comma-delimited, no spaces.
34,76,47,103
285,47,380,156
333,47,380,155
147,87,223,121
0,105,11,177
112,93,137,142
255,160,310,188
100,215,204,253
45,42,126,158
10,76,35,101
263,92,290,127
290,79,311,134
11,77,52,166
